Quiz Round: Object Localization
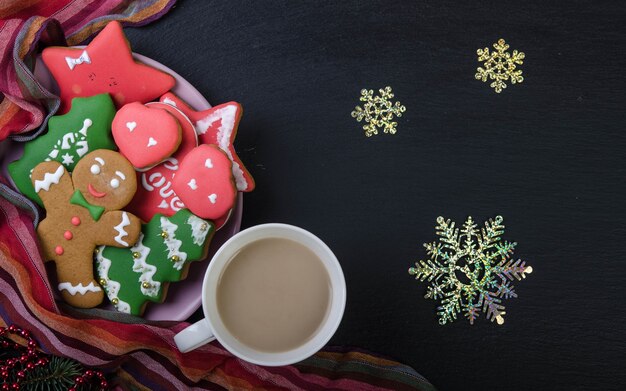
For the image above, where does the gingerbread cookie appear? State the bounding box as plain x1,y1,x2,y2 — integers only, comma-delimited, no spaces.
95,209,215,315
112,102,182,169
42,21,175,113
125,102,198,221
172,144,236,220
160,93,255,192
9,94,117,206
33,149,141,308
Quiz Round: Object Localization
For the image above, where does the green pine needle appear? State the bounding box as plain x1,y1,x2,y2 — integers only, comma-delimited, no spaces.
20,356,83,391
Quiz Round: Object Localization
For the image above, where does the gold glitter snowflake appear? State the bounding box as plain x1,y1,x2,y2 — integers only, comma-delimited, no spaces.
475,39,525,93
409,216,533,325
351,86,406,137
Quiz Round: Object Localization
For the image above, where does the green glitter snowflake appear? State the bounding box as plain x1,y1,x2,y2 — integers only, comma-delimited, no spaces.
351,86,406,137
408,216,533,325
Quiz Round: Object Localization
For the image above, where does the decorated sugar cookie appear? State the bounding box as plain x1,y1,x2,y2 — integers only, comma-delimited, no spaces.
112,102,182,169
159,93,255,192
125,102,198,221
33,149,141,308
95,209,215,315
42,21,175,113
8,94,117,206
172,144,236,220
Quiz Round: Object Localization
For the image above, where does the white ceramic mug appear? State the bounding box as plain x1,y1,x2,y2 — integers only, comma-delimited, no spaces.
174,223,346,366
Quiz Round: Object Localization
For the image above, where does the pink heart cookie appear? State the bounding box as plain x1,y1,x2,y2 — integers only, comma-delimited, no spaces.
125,103,197,222
172,144,236,220
112,102,182,169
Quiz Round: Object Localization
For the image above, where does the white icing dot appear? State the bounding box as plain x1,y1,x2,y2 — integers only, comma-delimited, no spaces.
90,164,100,174
110,178,120,188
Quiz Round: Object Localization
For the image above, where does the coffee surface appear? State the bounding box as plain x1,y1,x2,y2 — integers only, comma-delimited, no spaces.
216,238,331,352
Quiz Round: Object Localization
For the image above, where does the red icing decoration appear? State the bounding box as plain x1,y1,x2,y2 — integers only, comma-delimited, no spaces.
172,145,236,220
71,216,81,226
64,231,73,240
112,102,182,169
41,21,175,113
55,246,64,255
87,183,106,198
159,93,255,192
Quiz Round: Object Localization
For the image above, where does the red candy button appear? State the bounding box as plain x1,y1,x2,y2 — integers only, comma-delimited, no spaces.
55,246,64,255
64,231,73,240
71,216,81,226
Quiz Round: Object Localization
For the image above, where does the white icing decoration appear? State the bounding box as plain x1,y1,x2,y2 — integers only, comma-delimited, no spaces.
187,215,210,246
160,217,187,270
75,141,89,157
195,104,247,191
115,171,126,180
110,178,120,188
158,200,168,209
90,164,100,174
113,212,131,246
187,178,198,190
61,153,74,165
65,50,91,70
126,121,137,132
78,119,92,136
208,193,217,204
95,249,131,313
95,157,104,165
147,137,158,147
61,132,75,150
163,97,177,106
48,149,59,159
130,233,160,297
170,196,184,211
205,159,213,168
159,182,174,198
162,157,178,171
34,165,64,193
58,281,101,295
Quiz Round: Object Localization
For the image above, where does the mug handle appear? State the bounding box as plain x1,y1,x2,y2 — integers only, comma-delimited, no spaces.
174,318,216,353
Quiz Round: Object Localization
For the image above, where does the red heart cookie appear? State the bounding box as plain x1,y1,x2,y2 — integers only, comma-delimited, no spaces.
112,102,182,169
172,145,236,220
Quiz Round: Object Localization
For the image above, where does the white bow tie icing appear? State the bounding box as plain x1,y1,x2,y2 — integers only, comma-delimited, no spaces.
65,50,91,70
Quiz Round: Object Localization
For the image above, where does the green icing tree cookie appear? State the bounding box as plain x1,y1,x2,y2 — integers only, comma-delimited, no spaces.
9,94,117,206
95,209,215,316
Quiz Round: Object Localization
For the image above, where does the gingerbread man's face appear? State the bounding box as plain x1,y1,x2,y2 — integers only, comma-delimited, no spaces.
72,149,137,210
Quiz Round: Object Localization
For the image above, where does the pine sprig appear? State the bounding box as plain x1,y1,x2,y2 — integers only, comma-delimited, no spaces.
19,356,83,391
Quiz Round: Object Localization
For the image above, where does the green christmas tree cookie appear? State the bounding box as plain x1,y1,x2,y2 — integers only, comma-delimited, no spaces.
9,94,117,206
95,209,215,315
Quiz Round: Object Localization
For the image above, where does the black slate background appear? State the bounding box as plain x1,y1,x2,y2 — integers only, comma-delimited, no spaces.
125,1,626,390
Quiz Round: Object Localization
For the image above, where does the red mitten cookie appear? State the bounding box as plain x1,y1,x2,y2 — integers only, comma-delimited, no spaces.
112,102,182,169
172,145,236,220
126,103,197,221
42,21,175,113
160,93,255,192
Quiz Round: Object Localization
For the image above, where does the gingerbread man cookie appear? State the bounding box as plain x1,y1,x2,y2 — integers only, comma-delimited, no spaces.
33,149,141,308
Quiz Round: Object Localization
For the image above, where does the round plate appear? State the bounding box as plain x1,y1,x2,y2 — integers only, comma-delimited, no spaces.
1,51,243,321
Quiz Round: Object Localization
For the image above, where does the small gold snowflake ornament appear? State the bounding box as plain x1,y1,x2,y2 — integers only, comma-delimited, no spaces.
409,216,533,325
351,86,406,137
475,39,525,93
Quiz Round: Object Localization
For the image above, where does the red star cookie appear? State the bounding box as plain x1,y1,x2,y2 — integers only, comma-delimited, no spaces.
159,93,255,192
42,21,175,113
